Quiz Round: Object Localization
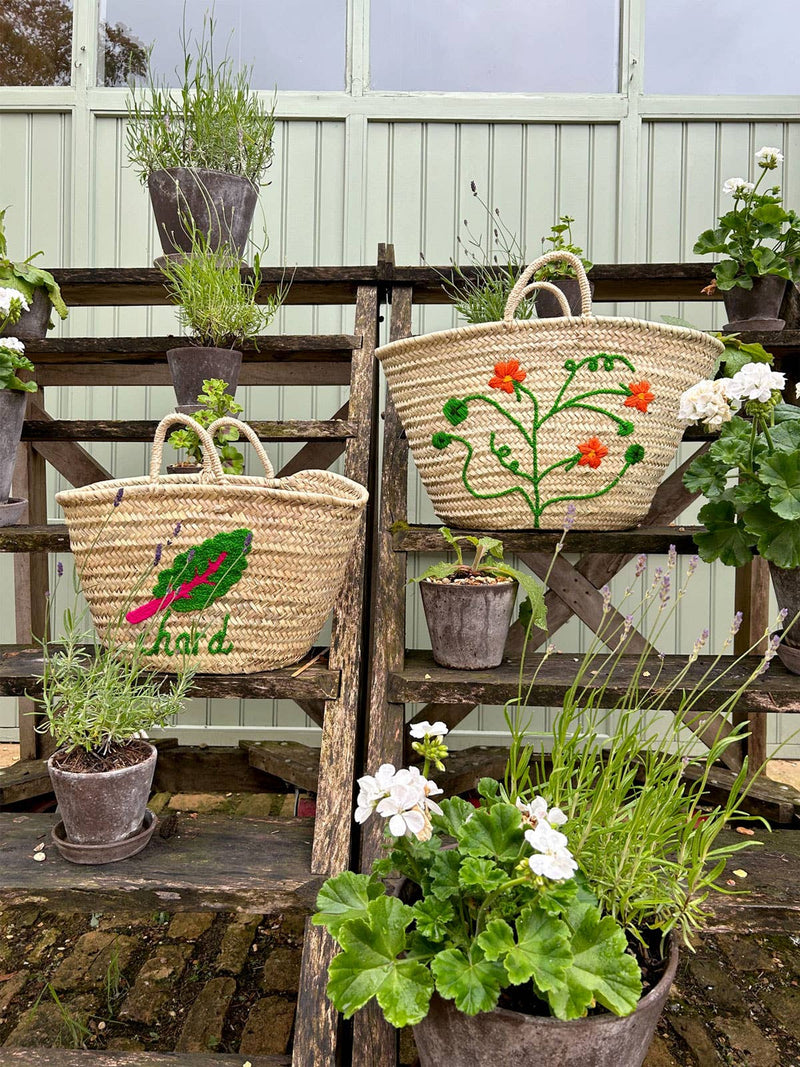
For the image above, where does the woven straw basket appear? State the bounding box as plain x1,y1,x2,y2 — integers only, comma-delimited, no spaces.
378,251,724,530
56,415,369,673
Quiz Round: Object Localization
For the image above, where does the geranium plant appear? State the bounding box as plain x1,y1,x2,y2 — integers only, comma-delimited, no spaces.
535,216,592,281
168,378,245,474
693,146,800,291
0,208,68,328
0,286,37,393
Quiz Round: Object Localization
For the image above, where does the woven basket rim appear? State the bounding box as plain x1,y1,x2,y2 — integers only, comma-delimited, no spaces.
375,313,725,361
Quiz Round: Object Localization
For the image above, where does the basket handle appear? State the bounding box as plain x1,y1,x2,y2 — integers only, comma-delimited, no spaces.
504,251,592,321
504,280,573,321
205,417,275,479
149,413,225,482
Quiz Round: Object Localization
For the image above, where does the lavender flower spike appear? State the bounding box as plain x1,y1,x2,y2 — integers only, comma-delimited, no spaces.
668,544,677,569
243,532,253,551
563,502,577,532
113,487,124,507
56,561,63,577
731,610,744,635
154,542,163,565
173,520,183,537
635,552,647,578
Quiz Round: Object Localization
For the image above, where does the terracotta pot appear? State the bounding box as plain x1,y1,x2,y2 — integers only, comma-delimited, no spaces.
148,167,258,261
165,346,242,411
0,390,27,503
47,743,157,847
413,937,679,1067
722,275,788,332
0,288,52,339
535,277,596,319
420,579,517,669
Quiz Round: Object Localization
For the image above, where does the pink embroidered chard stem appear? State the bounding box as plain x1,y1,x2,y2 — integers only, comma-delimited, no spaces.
126,551,229,625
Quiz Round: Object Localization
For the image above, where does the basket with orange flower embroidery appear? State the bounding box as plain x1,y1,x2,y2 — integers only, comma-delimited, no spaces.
376,251,724,530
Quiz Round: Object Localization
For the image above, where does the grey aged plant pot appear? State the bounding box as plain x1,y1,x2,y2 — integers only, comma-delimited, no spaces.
0,288,52,339
413,937,679,1067
722,275,788,332
47,743,157,848
769,562,800,672
0,390,27,503
535,278,595,318
166,346,242,411
148,167,258,260
420,578,517,669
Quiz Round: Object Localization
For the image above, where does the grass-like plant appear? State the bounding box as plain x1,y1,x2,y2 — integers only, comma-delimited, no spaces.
125,14,276,185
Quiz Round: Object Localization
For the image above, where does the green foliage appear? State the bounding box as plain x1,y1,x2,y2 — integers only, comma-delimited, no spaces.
0,208,68,325
151,528,252,614
125,14,276,184
169,378,245,473
535,215,593,281
0,339,37,392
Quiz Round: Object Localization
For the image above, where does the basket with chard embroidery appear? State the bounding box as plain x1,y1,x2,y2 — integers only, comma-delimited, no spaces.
55,414,368,674
377,251,724,530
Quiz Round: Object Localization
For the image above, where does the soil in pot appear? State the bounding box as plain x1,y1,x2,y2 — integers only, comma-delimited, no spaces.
535,278,595,319
148,166,258,261
47,740,157,848
722,275,788,332
0,390,27,503
420,571,517,670
0,288,52,340
166,347,242,410
166,463,204,475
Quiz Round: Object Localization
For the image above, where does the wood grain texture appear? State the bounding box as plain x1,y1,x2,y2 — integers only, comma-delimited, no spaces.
394,524,702,555
36,363,353,388
733,557,772,774
293,922,340,1067
704,827,800,932
276,403,349,479
0,524,69,553
0,1053,289,1066
243,740,321,794
26,400,111,488
24,335,358,363
21,419,358,442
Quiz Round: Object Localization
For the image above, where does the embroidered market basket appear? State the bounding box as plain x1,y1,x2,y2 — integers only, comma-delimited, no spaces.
377,252,724,530
55,415,369,673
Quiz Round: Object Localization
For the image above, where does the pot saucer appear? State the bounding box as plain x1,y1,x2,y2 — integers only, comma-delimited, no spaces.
51,809,158,865
0,498,27,527
723,318,785,332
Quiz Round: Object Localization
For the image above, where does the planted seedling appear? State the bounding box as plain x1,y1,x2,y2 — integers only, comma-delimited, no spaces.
169,378,245,474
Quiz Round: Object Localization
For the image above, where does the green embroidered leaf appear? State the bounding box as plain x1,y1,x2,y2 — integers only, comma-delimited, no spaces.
458,802,525,863
695,500,755,567
458,857,507,892
312,872,384,937
546,904,642,1020
150,528,252,619
431,944,506,1015
411,898,454,942
327,896,433,1026
624,443,645,465
432,431,452,449
684,453,729,497
443,397,469,426
759,452,800,519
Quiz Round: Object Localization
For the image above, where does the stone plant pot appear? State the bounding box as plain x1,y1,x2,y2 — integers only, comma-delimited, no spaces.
768,562,800,672
0,288,52,339
166,346,242,412
413,937,679,1067
148,167,258,261
47,743,157,852
0,390,27,504
420,578,517,669
722,275,789,333
535,278,595,319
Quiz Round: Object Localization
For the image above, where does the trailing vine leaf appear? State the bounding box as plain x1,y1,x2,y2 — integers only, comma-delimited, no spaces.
312,872,385,937
431,944,507,1015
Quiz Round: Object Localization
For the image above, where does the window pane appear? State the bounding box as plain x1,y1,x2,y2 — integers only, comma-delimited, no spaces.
0,0,73,86
645,0,800,94
370,0,620,93
98,0,346,89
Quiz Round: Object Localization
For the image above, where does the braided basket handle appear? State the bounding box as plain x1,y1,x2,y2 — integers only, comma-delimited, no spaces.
504,250,592,321
205,417,275,479
504,280,572,321
149,413,225,482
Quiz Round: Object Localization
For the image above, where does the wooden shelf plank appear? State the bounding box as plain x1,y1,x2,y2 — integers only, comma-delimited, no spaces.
24,335,359,364
394,524,702,555
22,419,358,443
0,812,319,913
0,646,339,702
390,650,800,714
0,1054,289,1067
705,827,800,933
0,524,69,552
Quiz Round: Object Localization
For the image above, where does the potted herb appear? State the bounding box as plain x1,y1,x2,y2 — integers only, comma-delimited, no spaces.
534,216,593,318
0,208,68,339
167,378,245,474
413,528,546,669
158,226,284,409
126,15,276,263
314,551,773,1066
0,288,38,526
694,147,800,331
681,356,800,670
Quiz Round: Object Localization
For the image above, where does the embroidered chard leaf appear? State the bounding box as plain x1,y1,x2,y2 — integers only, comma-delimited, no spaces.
126,528,253,625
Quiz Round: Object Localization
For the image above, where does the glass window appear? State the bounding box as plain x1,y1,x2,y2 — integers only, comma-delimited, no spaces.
98,0,346,89
0,0,73,86
370,0,620,93
645,0,800,94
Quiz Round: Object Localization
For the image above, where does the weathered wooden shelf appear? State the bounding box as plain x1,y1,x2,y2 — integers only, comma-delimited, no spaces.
0,524,69,552
389,650,800,714
0,646,339,702
705,827,800,933
0,1054,289,1066
393,524,703,555
24,335,359,364
21,419,357,442
0,812,319,913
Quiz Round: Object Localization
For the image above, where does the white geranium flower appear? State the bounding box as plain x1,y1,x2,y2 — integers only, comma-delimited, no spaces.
726,363,786,404
354,763,397,824
408,720,449,739
678,379,737,429
524,823,578,882
516,795,567,828
377,782,428,838
0,287,29,317
0,336,25,356
755,146,784,168
722,177,755,196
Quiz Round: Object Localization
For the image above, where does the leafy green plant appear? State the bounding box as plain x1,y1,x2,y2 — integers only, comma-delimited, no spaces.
694,147,800,291
125,14,276,184
0,207,68,327
169,378,245,473
662,314,773,380
0,287,37,392
535,216,592,281
34,984,91,1049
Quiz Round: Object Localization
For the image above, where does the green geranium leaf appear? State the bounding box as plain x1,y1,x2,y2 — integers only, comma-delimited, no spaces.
547,904,642,1021
429,848,462,901
661,314,698,330
759,452,800,519
684,452,729,497
458,802,525,863
488,905,571,991
768,421,800,453
431,944,506,1016
695,499,755,567
477,778,500,802
476,918,516,962
709,434,751,469
731,480,767,510
744,502,800,568
327,895,433,1027
537,875,580,917
432,795,475,839
774,403,800,423
411,898,454,942
313,871,385,937
459,857,507,892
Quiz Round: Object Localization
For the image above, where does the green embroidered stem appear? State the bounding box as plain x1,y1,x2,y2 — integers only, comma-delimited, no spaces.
445,433,538,514
538,459,634,520
489,433,538,486
537,452,582,481
560,401,635,436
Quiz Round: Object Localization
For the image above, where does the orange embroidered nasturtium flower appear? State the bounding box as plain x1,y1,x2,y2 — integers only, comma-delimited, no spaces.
577,437,609,469
489,359,527,394
624,380,655,413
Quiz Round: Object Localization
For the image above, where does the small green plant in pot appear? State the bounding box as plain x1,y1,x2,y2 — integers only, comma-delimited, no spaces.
167,378,245,474
0,287,38,524
412,527,546,670
0,208,68,339
694,146,800,331
533,216,593,318
126,14,276,262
